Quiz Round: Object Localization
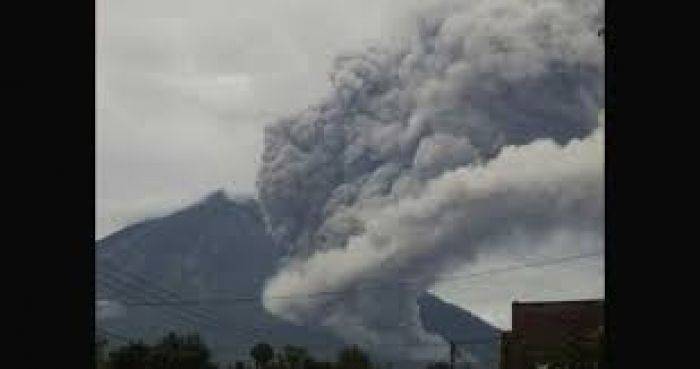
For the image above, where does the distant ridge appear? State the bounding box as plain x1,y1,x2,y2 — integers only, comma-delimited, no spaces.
96,191,500,367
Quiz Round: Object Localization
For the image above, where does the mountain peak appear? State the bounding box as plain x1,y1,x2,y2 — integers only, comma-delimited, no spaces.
97,197,499,367
202,188,229,202
197,189,260,210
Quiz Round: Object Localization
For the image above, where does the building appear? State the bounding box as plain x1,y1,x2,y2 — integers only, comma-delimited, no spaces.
500,299,604,369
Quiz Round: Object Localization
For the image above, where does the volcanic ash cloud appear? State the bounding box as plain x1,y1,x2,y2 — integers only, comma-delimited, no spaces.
256,0,603,359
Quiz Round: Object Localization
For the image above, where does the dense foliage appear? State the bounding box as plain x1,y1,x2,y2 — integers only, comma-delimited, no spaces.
97,333,473,369
98,332,216,369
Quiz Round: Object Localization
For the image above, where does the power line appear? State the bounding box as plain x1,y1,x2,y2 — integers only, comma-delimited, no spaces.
99,260,222,320
427,250,602,283
119,250,602,306
204,338,501,352
95,249,601,360
98,320,504,362
98,259,222,318
96,262,289,340
97,281,210,342
97,323,501,348
96,282,278,341
96,269,215,327
97,327,134,344
96,267,221,329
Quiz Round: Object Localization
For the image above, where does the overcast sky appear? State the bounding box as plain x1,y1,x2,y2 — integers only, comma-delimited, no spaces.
96,0,603,330
96,0,433,239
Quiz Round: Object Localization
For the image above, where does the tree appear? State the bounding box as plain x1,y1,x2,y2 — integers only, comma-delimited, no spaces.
337,345,371,369
96,337,108,369
282,345,310,369
426,362,450,369
300,356,334,369
108,341,151,369
251,342,275,369
304,360,334,369
152,332,216,369
104,332,217,369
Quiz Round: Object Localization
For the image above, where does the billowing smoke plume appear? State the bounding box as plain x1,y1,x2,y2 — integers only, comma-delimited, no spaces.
257,0,603,359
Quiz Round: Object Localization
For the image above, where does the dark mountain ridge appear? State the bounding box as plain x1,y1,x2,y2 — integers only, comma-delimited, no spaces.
96,191,500,366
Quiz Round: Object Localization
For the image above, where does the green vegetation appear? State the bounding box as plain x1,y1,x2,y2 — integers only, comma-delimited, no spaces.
250,342,274,369
336,345,371,369
96,332,480,369
425,362,450,369
97,332,216,369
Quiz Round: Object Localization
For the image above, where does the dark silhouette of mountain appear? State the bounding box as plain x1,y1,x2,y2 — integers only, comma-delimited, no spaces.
418,293,502,367
96,191,500,366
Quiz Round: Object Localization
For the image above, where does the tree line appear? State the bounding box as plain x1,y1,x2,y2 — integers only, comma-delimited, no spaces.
95,331,436,369
96,332,216,369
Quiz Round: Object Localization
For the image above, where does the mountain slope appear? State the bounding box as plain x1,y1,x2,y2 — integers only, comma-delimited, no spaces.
96,191,500,366
418,293,501,367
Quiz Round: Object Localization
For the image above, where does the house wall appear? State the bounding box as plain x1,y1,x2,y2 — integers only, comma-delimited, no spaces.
500,300,604,369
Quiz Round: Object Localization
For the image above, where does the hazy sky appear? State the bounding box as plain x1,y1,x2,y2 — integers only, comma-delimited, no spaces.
96,0,603,329
96,0,433,239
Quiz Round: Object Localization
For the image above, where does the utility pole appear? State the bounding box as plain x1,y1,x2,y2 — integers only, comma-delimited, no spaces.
450,341,456,369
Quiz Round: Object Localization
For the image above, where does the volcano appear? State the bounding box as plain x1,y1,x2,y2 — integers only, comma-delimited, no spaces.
96,191,501,367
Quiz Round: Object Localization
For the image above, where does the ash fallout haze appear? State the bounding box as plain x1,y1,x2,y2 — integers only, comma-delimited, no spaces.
97,0,604,363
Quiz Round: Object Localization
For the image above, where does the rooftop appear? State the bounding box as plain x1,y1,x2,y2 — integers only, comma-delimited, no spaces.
512,299,603,306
